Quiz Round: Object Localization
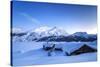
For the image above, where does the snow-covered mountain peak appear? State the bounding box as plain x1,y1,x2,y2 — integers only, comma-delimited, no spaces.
34,26,51,34
72,32,88,38
33,26,68,36
73,32,87,36
48,26,68,36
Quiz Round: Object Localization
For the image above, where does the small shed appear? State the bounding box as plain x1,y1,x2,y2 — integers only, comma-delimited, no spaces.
70,44,97,55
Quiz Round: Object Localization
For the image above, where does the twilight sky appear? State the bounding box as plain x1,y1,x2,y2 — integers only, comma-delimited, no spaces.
12,1,97,34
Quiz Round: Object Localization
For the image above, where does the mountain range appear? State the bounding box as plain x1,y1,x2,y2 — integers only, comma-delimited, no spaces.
12,26,97,42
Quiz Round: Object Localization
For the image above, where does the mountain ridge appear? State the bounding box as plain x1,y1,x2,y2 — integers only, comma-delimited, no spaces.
12,26,97,42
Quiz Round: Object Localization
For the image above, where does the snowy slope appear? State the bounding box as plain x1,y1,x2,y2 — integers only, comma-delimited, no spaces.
12,41,97,66
13,52,97,66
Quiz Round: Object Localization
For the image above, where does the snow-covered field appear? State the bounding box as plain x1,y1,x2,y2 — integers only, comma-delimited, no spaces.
12,41,97,66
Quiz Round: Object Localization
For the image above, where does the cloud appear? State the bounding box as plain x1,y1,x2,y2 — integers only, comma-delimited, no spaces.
12,27,24,33
20,13,41,26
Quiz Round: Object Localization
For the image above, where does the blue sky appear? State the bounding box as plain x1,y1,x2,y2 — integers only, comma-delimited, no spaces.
12,1,97,34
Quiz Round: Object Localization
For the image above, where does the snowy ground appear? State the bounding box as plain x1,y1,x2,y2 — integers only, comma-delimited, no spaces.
12,41,97,66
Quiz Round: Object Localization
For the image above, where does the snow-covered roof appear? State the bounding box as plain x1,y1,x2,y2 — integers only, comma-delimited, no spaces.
62,42,83,54
62,41,97,54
